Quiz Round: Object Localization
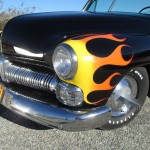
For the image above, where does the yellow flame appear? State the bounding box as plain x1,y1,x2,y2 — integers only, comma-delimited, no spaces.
63,34,133,105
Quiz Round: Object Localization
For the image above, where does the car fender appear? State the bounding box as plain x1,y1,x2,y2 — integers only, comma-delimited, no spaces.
59,33,150,105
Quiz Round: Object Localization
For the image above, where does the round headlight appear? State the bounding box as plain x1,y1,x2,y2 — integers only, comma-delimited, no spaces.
52,44,78,79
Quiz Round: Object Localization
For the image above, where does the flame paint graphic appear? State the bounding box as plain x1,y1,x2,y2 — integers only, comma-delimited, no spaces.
63,34,134,105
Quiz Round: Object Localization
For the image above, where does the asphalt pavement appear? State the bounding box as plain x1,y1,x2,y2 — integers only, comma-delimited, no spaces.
0,98,149,150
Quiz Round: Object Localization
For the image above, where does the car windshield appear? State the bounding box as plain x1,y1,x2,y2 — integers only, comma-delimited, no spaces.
86,0,150,14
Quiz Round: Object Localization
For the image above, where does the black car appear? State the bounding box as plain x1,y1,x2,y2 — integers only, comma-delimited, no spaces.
0,0,150,131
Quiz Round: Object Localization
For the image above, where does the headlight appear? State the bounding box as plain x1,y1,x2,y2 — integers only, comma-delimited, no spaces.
52,44,78,79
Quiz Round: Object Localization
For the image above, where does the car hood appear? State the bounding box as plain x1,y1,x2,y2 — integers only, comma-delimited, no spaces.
2,11,150,62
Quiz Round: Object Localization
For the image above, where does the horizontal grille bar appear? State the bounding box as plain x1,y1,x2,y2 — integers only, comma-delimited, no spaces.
0,55,58,91
5,65,54,90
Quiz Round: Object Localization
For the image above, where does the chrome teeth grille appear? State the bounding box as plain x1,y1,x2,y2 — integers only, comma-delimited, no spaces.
5,65,55,91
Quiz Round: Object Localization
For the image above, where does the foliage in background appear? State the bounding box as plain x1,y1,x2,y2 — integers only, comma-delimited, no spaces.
0,9,27,30
0,0,35,30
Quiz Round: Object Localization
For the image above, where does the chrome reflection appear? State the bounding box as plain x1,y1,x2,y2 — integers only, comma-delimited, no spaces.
107,75,140,117
0,55,57,91
14,46,43,58
1,87,111,131
0,55,84,107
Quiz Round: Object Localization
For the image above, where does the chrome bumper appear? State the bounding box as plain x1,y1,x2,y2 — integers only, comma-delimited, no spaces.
1,87,111,131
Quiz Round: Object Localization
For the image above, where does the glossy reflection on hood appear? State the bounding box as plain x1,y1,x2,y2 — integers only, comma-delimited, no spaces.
14,46,43,58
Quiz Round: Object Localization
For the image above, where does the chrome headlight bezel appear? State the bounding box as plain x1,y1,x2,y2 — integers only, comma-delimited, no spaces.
52,43,78,80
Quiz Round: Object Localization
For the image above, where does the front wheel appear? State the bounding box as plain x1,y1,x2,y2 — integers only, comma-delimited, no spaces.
100,67,149,130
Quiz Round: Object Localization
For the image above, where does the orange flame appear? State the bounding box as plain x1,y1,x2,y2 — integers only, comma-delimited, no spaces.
64,34,134,105
82,34,126,43
94,44,134,71
93,72,121,91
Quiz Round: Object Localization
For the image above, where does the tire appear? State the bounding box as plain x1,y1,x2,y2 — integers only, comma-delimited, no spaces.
100,67,149,130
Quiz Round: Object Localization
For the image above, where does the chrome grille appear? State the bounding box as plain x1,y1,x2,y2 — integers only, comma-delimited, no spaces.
5,65,55,90
0,55,57,91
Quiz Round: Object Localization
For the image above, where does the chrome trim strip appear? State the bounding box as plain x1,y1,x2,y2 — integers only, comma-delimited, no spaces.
1,87,111,131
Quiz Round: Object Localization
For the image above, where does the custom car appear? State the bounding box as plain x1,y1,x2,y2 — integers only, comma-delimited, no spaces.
0,0,150,131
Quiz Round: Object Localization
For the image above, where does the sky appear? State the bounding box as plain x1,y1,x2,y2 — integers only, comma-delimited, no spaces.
1,0,88,12
1,0,150,13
